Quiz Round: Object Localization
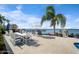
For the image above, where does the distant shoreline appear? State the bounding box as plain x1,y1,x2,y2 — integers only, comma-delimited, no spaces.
20,29,79,35
22,29,79,30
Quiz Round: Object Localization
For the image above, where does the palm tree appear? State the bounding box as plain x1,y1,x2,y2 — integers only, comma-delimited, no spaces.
41,6,66,36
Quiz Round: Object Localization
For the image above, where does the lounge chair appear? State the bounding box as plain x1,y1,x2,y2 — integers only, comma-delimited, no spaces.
14,37,24,45
13,32,32,45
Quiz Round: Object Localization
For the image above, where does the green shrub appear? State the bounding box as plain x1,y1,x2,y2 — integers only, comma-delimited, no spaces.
68,33,74,37
55,32,59,36
0,34,4,50
0,24,5,34
75,34,79,38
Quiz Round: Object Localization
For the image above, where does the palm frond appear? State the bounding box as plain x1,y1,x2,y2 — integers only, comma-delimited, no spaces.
41,6,56,26
46,6,55,18
46,6,55,14
56,14,66,28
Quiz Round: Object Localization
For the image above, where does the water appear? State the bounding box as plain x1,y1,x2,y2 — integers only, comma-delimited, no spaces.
41,29,79,35
25,29,79,35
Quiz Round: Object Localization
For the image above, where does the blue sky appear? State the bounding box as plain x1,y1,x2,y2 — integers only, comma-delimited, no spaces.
0,4,79,29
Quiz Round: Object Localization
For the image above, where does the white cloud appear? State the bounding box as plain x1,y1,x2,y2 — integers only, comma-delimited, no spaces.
75,18,79,22
16,5,22,10
0,7,42,29
72,18,79,29
0,5,7,11
0,6,5,10
64,15,79,29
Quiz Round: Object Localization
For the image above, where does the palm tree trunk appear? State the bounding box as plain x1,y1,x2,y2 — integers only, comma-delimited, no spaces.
53,24,55,36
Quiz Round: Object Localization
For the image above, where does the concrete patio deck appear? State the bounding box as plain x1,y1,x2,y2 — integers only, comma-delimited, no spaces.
3,35,79,54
